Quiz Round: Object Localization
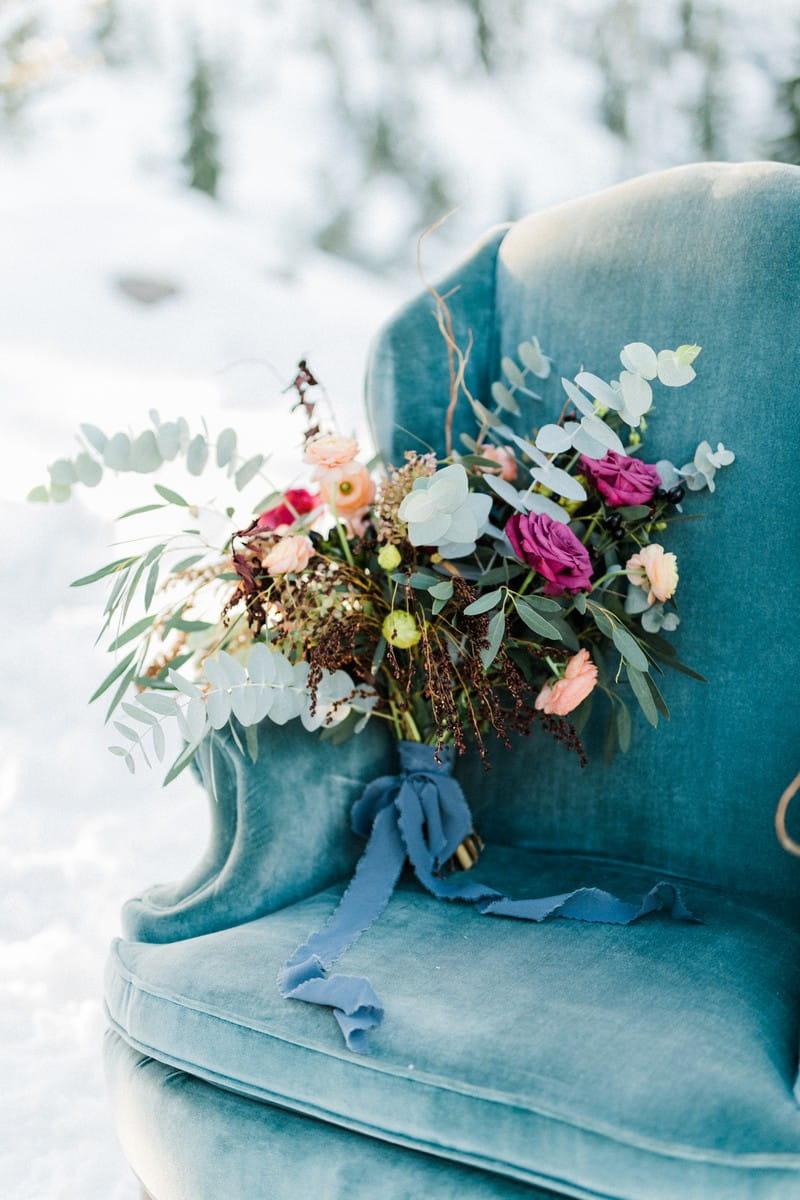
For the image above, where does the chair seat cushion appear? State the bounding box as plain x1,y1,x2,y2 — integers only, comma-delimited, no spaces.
104,1029,560,1200
105,846,800,1199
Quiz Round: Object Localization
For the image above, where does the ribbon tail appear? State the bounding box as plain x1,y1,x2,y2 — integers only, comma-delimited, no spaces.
278,804,406,1053
479,881,700,925
285,964,384,1052
395,772,697,926
279,745,699,1054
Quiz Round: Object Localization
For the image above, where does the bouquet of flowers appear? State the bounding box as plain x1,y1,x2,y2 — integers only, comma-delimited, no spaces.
32,334,735,1050
32,339,732,784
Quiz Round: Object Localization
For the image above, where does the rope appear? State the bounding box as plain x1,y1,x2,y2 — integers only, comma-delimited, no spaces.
775,772,800,856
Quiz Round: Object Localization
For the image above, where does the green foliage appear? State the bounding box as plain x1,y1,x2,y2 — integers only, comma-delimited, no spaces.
480,610,506,670
107,648,372,783
71,557,137,588
463,589,503,616
471,338,549,441
626,665,658,727
511,595,561,641
28,414,273,504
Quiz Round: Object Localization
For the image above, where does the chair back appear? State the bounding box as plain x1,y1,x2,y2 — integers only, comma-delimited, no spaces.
366,163,800,902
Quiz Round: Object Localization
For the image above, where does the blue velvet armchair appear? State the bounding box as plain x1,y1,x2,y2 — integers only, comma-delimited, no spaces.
104,161,800,1200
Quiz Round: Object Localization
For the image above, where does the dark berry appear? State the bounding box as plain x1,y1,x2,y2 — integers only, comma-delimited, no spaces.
667,486,685,504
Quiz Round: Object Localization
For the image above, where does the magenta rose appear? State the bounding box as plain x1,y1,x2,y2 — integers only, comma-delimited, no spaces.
579,451,661,507
505,511,593,596
256,488,318,531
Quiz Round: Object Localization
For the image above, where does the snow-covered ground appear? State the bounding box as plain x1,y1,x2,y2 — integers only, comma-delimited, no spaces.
3,1,799,1195
1,134,403,1200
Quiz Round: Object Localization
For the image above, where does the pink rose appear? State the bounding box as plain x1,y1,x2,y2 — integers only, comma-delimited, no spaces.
256,488,318,531
625,543,678,605
304,433,359,469
579,451,661,507
318,462,376,515
480,445,518,482
535,649,598,716
505,511,593,596
263,534,315,576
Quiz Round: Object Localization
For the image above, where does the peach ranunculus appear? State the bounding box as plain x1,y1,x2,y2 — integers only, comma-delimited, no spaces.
535,649,598,717
480,445,518,482
625,543,678,605
263,534,315,577
304,433,359,470
318,462,376,515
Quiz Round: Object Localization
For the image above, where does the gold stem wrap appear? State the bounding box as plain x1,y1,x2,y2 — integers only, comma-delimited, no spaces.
451,832,484,872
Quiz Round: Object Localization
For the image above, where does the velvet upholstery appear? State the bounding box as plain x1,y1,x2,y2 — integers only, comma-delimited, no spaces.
107,846,800,1199
124,719,393,943
104,1031,557,1200
107,163,800,1198
368,160,800,902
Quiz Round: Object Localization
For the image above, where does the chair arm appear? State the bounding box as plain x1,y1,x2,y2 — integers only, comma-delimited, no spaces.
122,718,392,943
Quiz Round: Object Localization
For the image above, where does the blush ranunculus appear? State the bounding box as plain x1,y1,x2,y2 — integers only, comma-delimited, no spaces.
505,511,593,596
579,450,661,507
256,488,318,531
318,462,376,515
304,433,359,469
625,543,678,605
479,445,518,481
345,506,372,537
263,534,315,576
535,649,598,716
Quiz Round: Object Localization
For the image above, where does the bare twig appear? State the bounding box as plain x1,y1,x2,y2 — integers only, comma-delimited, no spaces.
416,212,478,458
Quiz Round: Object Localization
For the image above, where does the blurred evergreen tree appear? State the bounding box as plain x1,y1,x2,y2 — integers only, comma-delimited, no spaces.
90,0,124,66
770,53,800,166
594,0,646,146
1,1,127,131
182,46,221,198
0,8,42,125
593,0,729,164
687,3,728,161
463,0,494,71
695,32,724,159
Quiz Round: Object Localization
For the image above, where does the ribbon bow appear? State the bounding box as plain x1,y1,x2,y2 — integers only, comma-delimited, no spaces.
279,741,695,1053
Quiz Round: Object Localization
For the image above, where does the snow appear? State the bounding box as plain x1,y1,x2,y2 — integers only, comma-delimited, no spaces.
1,102,403,1200
3,0,798,1194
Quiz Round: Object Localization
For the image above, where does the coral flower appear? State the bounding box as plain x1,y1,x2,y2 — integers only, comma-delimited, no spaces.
318,462,376,515
480,445,518,482
535,649,598,717
304,433,359,470
625,543,678,605
263,534,314,577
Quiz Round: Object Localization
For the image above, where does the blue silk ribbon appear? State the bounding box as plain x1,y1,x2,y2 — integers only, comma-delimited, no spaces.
278,741,696,1053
